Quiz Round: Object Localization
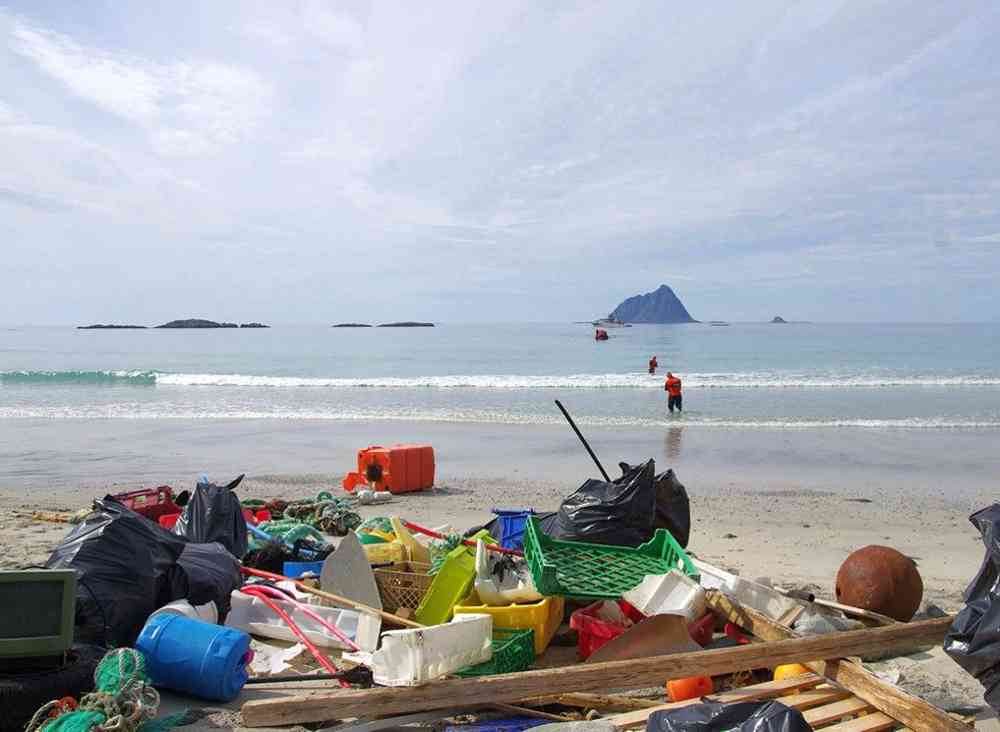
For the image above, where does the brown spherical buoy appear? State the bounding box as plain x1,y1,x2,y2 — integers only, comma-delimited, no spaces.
835,545,923,622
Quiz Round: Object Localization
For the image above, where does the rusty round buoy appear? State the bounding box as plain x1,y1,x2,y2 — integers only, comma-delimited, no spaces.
835,545,923,622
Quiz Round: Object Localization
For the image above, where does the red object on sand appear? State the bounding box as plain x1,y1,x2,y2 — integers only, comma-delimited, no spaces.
113,486,180,521
570,600,645,660
158,512,181,530
688,612,715,647
343,445,435,495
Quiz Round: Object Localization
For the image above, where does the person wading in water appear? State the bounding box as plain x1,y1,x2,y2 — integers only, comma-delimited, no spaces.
665,371,682,413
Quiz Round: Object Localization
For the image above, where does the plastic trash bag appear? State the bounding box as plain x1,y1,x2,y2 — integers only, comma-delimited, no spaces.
46,497,241,647
173,473,248,557
648,465,691,549
551,459,657,546
944,503,1000,711
647,700,811,732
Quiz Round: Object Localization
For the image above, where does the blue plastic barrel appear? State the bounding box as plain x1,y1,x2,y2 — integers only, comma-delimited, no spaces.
136,613,250,702
492,508,536,550
283,560,324,578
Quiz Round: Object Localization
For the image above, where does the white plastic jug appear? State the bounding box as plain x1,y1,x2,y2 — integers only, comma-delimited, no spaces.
346,613,492,686
623,570,706,622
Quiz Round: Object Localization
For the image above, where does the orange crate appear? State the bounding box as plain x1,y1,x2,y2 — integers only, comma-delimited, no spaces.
344,444,434,494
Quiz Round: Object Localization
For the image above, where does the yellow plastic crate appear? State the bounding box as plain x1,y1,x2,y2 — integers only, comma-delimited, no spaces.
363,541,409,565
453,593,565,655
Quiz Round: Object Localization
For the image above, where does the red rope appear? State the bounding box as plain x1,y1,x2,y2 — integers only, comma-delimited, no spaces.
401,519,524,556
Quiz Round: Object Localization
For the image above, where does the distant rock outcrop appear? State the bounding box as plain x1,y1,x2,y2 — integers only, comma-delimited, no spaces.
77,324,147,329
239,323,269,328
332,323,373,328
771,316,787,323
156,319,238,329
609,285,695,323
377,322,435,328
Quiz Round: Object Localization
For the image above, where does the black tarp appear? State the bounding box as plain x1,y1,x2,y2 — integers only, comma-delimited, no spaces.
647,701,811,732
46,497,241,647
944,503,1000,712
172,474,248,557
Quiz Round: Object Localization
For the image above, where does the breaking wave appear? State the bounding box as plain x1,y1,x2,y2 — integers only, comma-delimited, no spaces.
3,370,1000,389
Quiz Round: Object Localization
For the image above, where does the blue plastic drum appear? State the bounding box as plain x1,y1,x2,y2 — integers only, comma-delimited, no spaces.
136,613,251,702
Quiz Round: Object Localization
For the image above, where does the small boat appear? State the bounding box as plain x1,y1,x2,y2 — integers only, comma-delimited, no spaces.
592,317,628,328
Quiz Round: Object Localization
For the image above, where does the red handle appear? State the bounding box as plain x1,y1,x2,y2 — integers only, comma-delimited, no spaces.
401,519,524,557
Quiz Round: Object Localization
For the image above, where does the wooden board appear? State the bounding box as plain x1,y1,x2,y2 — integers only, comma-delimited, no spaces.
242,616,952,726
704,590,968,732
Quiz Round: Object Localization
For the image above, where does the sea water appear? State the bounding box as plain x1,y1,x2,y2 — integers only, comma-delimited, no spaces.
2,322,999,429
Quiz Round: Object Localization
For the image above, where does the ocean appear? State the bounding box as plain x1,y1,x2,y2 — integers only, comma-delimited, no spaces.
2,322,999,429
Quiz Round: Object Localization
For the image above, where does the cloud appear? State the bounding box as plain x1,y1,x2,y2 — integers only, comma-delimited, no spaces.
11,19,272,155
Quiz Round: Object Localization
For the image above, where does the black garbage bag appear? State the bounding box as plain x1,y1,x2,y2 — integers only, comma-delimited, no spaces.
46,497,242,647
173,474,248,557
944,503,1000,711
551,459,657,546
647,700,810,732
646,464,691,548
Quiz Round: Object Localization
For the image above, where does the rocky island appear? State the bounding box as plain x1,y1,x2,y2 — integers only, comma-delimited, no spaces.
771,316,787,323
156,319,239,329
608,284,696,323
77,324,147,329
332,323,373,328
240,323,270,328
377,322,435,327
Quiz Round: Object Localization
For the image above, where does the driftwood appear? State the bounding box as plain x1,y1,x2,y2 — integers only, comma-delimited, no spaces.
242,616,953,726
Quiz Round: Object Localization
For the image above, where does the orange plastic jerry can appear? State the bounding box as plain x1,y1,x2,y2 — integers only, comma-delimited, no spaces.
343,444,435,494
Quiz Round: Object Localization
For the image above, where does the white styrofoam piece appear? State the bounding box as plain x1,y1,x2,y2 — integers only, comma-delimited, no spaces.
693,559,815,622
226,591,380,651
623,570,706,622
345,613,492,687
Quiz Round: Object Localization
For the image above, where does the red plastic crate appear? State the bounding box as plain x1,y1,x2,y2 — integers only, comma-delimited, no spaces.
569,600,645,661
112,486,180,521
158,512,181,530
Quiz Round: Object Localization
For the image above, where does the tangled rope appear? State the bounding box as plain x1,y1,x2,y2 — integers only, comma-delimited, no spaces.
26,649,166,732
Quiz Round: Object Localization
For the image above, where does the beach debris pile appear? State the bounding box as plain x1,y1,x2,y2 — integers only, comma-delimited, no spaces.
8,427,987,732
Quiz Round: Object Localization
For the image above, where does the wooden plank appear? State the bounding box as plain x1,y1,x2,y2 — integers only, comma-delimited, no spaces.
490,704,572,722
778,687,852,711
705,591,968,732
241,618,951,727
803,697,874,726
555,693,661,712
778,605,806,628
819,712,897,731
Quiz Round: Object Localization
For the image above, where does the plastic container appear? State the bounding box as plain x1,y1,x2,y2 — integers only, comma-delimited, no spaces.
283,560,325,578
226,590,379,652
522,516,698,600
364,541,410,565
666,675,713,702
135,613,250,702
158,512,181,530
358,531,389,545
444,718,550,732
453,593,565,655
569,600,645,661
374,562,434,614
112,485,179,521
415,543,478,625
492,508,535,550
456,627,535,677
343,444,435,494
693,560,805,621
390,517,432,564
623,570,706,623
149,599,219,624
347,613,492,686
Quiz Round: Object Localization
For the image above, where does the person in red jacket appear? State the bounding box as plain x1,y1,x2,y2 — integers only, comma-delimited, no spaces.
648,356,658,375
665,371,682,413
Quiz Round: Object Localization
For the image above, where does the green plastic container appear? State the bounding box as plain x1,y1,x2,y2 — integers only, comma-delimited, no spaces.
415,530,493,625
357,531,388,545
522,517,699,600
456,628,535,677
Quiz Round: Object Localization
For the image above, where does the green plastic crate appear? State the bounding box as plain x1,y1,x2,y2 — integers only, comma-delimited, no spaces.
522,516,699,599
455,628,535,677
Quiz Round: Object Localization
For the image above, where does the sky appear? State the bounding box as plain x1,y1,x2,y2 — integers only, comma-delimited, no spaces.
1,1,998,324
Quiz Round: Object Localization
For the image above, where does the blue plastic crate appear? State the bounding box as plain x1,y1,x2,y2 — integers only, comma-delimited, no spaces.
445,717,549,732
492,508,535,550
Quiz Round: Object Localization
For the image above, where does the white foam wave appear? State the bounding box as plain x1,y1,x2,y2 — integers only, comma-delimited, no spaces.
150,372,1000,389
2,405,997,429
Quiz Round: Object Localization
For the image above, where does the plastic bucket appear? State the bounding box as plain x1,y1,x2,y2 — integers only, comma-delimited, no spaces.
135,613,250,702
492,509,534,550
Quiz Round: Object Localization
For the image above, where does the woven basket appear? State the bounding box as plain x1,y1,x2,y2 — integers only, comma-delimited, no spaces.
374,561,433,614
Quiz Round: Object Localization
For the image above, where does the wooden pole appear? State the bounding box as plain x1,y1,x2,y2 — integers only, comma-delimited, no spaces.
241,615,953,727
704,590,968,732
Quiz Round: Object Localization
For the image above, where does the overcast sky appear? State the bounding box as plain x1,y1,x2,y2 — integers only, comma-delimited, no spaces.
1,1,998,324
